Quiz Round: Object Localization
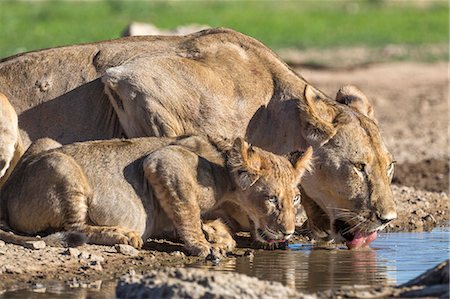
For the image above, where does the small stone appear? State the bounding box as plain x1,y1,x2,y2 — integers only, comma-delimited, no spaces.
24,240,46,250
244,249,254,257
0,240,5,247
64,248,80,258
31,283,46,293
170,251,185,257
115,244,139,256
422,214,436,223
5,265,23,274
79,251,90,260
88,261,103,271
88,280,102,290
89,254,105,263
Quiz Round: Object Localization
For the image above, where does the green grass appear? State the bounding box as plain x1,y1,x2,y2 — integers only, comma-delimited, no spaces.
0,0,448,58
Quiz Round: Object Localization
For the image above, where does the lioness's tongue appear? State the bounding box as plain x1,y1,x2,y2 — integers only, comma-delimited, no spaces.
345,231,377,250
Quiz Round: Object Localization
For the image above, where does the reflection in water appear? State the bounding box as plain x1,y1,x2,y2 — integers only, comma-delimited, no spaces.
192,246,391,293
191,228,449,293
0,281,117,299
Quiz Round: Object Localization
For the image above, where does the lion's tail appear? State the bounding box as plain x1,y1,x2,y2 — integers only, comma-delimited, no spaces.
0,228,87,249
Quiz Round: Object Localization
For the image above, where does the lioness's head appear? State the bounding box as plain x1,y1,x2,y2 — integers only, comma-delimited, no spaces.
0,92,22,186
298,85,396,249
227,137,313,243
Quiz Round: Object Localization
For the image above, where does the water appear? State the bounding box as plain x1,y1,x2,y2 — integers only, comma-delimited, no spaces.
1,228,449,297
190,227,450,293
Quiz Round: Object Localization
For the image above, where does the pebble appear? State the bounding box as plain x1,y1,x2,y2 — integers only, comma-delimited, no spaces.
31,283,46,293
79,251,90,260
64,248,80,258
24,240,46,250
115,244,139,256
244,249,254,258
89,253,105,263
88,261,103,271
4,265,23,274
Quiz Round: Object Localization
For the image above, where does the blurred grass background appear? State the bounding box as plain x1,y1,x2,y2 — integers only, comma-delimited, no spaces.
0,0,448,59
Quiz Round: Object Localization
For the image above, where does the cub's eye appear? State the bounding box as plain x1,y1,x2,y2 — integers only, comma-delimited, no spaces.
293,194,301,206
267,196,278,205
353,163,366,172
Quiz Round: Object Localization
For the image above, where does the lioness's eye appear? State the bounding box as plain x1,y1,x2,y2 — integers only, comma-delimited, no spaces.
293,194,301,205
267,196,278,205
387,161,396,178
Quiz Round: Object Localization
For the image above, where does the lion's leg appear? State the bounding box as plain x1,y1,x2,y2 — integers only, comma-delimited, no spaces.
143,154,211,257
79,225,143,248
62,193,143,248
152,185,210,257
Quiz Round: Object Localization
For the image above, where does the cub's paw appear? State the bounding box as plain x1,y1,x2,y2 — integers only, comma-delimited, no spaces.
113,230,143,249
123,230,144,249
185,240,211,258
203,219,236,255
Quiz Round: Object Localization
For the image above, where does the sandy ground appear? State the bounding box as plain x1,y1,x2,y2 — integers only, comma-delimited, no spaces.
0,60,448,293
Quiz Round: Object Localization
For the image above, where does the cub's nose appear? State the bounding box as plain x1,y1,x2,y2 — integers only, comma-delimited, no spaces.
377,211,397,224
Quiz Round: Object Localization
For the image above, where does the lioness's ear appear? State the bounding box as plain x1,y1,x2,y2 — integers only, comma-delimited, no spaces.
286,146,313,178
298,85,338,147
229,137,261,190
336,85,374,119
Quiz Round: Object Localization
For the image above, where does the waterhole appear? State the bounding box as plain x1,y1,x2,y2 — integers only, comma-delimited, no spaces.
1,228,448,297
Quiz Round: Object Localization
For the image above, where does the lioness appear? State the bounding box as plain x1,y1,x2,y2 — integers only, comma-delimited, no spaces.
1,135,312,257
0,92,24,189
0,28,396,247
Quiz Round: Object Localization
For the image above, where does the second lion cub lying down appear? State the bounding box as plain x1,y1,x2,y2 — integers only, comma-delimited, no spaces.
1,135,312,257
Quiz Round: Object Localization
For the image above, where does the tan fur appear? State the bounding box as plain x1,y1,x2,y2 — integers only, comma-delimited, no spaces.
0,28,396,242
0,135,311,257
0,92,24,189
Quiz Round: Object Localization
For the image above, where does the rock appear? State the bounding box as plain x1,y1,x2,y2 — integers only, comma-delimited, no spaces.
402,259,449,287
64,248,80,258
4,265,23,274
31,283,46,293
23,240,46,250
115,244,140,256
89,253,105,263
0,240,5,248
116,267,302,299
87,261,103,272
79,251,90,260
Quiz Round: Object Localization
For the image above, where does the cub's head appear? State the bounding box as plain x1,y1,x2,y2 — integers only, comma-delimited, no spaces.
298,85,396,249
227,137,313,243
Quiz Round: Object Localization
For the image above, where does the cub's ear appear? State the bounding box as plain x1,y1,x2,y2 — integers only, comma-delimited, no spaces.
336,85,374,119
229,137,262,190
298,85,338,147
286,146,313,179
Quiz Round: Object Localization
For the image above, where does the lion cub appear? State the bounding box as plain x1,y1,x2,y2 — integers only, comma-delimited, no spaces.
1,135,311,257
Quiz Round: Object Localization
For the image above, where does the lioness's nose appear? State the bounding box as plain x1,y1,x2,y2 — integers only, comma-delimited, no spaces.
377,211,397,224
282,230,294,240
